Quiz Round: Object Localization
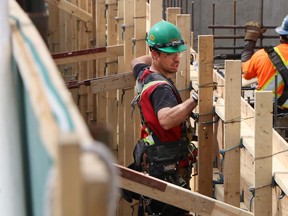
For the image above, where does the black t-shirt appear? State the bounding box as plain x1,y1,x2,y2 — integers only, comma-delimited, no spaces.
133,63,178,115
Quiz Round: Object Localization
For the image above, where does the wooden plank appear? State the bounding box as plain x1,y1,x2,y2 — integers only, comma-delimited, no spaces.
123,0,135,166
254,91,273,215
106,0,119,158
77,0,90,125
166,7,181,25
95,0,107,124
165,7,180,84
82,145,114,216
53,45,124,65
134,0,147,57
47,4,60,53
117,165,253,216
273,158,288,196
11,2,114,216
86,0,97,126
272,129,288,170
223,60,241,207
11,16,59,158
197,35,214,197
117,0,125,168
148,0,162,29
176,14,191,100
45,0,92,22
58,134,83,216
133,0,147,142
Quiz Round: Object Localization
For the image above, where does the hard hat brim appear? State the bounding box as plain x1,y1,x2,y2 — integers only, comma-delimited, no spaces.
275,26,288,35
157,44,187,53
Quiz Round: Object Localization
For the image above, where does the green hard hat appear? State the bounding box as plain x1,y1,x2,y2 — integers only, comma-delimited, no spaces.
146,20,187,53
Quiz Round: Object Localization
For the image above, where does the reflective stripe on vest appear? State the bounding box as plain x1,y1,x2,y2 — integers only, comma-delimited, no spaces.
141,80,169,94
260,47,288,108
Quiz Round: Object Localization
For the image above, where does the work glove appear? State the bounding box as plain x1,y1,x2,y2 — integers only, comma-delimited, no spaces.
133,139,148,171
244,21,267,41
191,91,198,103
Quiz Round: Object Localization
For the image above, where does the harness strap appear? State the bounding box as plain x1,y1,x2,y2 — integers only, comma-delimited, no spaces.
264,46,288,106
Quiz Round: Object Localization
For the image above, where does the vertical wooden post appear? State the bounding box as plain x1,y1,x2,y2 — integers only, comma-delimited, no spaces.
166,7,180,25
86,0,97,123
197,35,214,196
254,91,273,215
58,134,83,216
223,60,241,207
148,0,162,29
176,14,191,100
133,0,147,140
165,7,178,84
106,0,119,158
123,0,135,166
117,0,126,167
77,0,91,122
95,0,107,124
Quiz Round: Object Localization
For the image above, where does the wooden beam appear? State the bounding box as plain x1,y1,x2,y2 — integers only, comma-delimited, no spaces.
166,7,180,25
148,0,162,29
58,134,83,216
53,45,124,65
254,91,273,215
223,60,241,207
123,0,135,166
117,164,253,216
197,35,214,197
176,14,191,100
133,0,147,143
45,0,92,22
106,0,120,159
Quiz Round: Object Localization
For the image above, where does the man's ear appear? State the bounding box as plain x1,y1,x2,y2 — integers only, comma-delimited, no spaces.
151,49,159,60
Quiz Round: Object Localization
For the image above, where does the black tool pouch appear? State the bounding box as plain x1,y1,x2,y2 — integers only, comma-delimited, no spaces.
146,143,186,177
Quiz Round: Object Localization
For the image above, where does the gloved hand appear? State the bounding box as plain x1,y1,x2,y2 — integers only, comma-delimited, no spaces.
133,139,148,171
191,91,198,103
244,21,267,41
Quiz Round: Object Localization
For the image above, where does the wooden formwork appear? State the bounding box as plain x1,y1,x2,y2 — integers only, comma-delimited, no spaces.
44,0,288,216
46,1,192,215
10,1,117,216
193,37,288,215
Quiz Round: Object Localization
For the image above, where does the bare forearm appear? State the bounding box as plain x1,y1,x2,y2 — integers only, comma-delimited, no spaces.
131,55,152,70
158,98,198,130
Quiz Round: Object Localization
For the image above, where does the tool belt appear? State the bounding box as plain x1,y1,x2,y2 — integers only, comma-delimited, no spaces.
143,142,190,186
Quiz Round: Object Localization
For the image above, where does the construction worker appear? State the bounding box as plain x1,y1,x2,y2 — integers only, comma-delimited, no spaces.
241,15,288,138
128,20,198,216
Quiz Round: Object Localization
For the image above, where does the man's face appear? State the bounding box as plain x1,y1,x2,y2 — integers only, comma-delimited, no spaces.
154,50,183,74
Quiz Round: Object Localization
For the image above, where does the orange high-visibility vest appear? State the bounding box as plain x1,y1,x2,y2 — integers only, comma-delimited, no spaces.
242,43,288,108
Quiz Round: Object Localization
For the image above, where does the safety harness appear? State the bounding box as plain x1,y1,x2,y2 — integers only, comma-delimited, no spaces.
131,69,195,178
131,68,196,215
265,46,288,106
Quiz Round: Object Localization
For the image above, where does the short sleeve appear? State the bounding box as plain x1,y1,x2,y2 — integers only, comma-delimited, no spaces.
150,84,178,114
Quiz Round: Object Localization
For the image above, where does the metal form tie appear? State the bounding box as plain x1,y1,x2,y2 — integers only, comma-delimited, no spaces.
249,183,273,211
249,186,255,211
272,173,287,200
121,24,134,40
198,108,219,125
217,138,244,181
104,60,118,74
131,38,146,54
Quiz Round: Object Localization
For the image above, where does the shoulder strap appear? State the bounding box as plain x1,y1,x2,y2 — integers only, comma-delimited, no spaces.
264,46,288,106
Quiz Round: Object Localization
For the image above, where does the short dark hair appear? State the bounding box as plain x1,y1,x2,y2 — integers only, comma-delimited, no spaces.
149,46,161,54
